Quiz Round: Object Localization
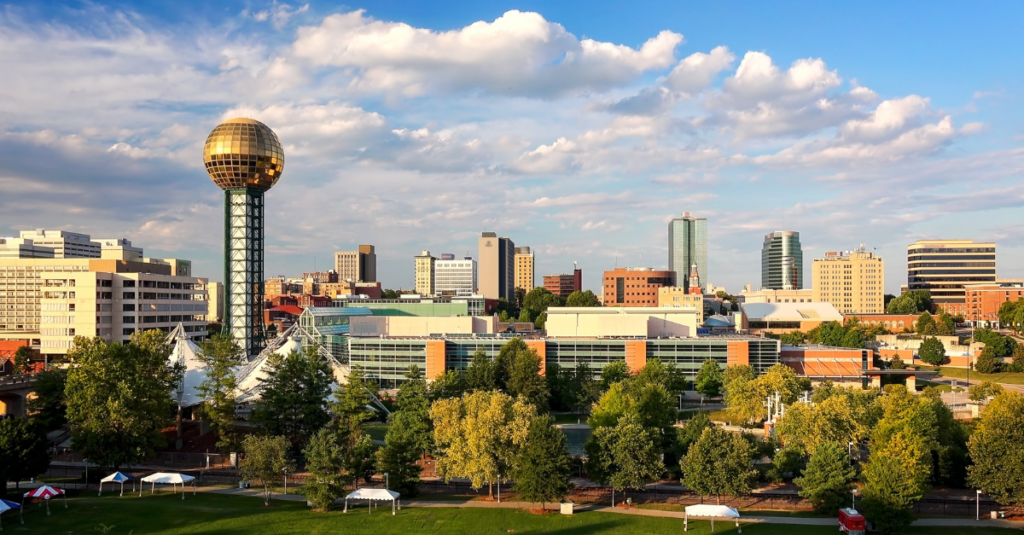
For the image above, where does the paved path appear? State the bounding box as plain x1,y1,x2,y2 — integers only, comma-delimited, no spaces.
200,487,1024,529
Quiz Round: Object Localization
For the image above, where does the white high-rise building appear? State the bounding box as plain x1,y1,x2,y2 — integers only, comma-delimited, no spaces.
18,230,101,258
435,257,478,297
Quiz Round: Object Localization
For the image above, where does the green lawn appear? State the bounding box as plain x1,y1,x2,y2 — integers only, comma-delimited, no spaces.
551,413,587,424
6,493,1016,534
924,366,1024,385
361,422,390,441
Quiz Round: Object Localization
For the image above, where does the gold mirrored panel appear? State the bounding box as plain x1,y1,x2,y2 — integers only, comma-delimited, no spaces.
202,118,285,191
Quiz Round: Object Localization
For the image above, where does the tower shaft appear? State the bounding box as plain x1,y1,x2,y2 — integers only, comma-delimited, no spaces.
223,189,266,356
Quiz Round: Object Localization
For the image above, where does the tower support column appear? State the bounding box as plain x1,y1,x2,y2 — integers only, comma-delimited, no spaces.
223,188,266,356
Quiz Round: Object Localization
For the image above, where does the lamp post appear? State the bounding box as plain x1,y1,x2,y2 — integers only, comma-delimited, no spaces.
848,442,854,457
851,488,858,510
976,490,982,520
497,475,501,504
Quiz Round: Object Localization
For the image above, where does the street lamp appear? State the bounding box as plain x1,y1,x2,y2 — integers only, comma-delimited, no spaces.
977,490,982,520
851,488,858,510
848,442,854,457
497,475,501,504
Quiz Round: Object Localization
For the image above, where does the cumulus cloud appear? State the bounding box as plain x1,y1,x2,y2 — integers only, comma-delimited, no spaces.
288,10,683,97
662,46,735,95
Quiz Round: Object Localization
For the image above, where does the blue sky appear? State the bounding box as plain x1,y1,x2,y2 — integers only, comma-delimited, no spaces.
1,1,1022,294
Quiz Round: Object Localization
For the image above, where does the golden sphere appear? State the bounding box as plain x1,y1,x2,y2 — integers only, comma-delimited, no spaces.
202,118,285,191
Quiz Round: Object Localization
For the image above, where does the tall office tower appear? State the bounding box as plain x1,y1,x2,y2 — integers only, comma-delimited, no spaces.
907,240,996,304
762,231,803,290
414,250,437,296
203,118,285,356
514,246,535,292
668,213,708,294
18,230,101,258
478,232,515,300
812,248,885,314
334,245,377,282
435,256,478,297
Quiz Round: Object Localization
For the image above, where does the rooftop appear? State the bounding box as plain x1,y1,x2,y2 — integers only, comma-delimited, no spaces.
741,302,843,322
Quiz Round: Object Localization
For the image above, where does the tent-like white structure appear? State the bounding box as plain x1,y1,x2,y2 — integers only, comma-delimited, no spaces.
99,472,135,497
683,504,741,532
168,325,207,408
140,473,196,500
0,498,21,530
22,486,66,516
343,489,400,515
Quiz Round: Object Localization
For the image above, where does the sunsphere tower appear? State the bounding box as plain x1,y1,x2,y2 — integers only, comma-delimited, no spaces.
202,118,285,356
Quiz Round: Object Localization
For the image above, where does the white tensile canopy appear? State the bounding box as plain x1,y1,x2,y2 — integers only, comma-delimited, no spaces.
343,489,401,516
683,504,742,532
234,336,303,402
140,473,196,500
168,324,207,407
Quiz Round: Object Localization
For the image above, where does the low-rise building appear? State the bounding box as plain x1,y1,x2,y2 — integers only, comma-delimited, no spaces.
602,267,676,307
657,287,704,323
738,288,814,304
874,334,981,368
740,302,844,335
543,268,582,298
962,282,1024,327
545,306,699,338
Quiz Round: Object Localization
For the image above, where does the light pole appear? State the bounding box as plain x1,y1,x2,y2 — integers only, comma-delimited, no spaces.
976,490,982,520
848,442,854,457
497,475,501,503
851,488,858,510
384,472,389,490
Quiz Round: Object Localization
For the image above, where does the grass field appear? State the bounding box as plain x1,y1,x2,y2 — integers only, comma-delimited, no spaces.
924,366,1024,385
6,492,1017,534
361,422,390,441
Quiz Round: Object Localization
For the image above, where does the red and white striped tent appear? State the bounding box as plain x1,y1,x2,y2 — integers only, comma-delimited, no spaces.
22,485,66,516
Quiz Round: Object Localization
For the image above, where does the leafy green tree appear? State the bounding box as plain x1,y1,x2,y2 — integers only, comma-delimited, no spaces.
609,413,664,494
571,363,601,413
429,370,466,401
840,329,865,349
694,359,724,398
466,348,498,391
12,346,33,374
510,416,572,509
301,428,348,511
725,363,803,423
330,365,377,432
588,382,630,428
968,381,1004,402
766,444,805,483
886,290,932,315
974,345,1002,374
513,287,527,312
394,365,434,455
240,434,294,507
915,311,935,335
0,418,50,491
937,312,956,336
377,411,424,497
680,425,758,504
973,328,1017,357
889,354,907,370
65,333,177,469
675,411,713,457
430,390,536,498
196,333,247,452
349,433,379,486
862,431,931,534
251,346,334,454
522,287,565,323
565,290,601,307
777,395,861,457
794,441,856,513
918,337,946,366
997,298,1024,332
506,344,549,410
780,331,806,345
967,391,1024,506
382,289,400,299
27,367,67,431
1012,344,1024,371
600,361,630,390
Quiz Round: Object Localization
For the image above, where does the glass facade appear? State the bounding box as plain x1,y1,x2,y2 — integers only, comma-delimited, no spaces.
668,214,708,292
297,306,373,364
907,241,996,303
762,231,803,290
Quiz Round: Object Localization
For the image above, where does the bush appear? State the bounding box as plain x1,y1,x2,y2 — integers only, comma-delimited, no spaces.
974,347,1002,375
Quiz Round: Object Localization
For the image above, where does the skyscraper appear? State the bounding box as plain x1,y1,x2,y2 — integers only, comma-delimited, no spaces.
761,231,803,290
668,213,707,293
514,246,535,292
203,118,285,356
812,248,885,314
478,232,515,300
334,245,376,282
907,240,996,304
414,250,436,296
435,256,477,297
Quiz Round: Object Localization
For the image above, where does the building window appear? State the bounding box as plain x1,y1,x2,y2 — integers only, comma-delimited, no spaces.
123,292,136,299
123,304,135,312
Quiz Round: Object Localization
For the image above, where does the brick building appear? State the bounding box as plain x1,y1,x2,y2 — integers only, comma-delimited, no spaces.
602,268,676,307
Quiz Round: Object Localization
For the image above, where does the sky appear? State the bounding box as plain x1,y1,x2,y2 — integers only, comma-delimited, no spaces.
1,1,1022,294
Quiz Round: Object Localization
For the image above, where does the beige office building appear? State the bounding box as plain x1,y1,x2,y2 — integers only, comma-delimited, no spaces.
414,250,436,296
0,238,54,259
0,258,208,353
811,248,885,314
478,232,515,301
739,288,814,304
514,246,535,292
207,281,223,322
17,229,101,258
656,287,704,324
334,245,377,282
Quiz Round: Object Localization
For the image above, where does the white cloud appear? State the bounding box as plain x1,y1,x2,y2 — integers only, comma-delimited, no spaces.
288,10,683,97
662,46,735,95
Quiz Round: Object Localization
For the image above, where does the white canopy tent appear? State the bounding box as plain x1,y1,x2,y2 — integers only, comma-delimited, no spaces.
683,504,741,533
168,326,207,408
140,473,196,500
343,489,400,515
98,472,135,497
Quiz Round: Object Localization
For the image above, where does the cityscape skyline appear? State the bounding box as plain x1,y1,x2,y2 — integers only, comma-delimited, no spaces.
1,2,1023,294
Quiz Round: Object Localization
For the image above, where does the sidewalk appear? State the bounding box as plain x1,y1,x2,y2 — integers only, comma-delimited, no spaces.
199,487,1024,529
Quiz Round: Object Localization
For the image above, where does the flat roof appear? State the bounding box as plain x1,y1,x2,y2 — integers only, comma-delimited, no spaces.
741,302,843,322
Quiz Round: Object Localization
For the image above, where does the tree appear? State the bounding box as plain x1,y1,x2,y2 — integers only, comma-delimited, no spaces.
794,441,856,514
967,391,1024,506
513,287,527,312
330,365,377,432
973,328,1017,357
694,359,724,398
889,354,907,370
510,416,572,509
937,312,956,336
430,390,536,498
974,345,1002,374
301,428,347,511
0,418,50,491
496,338,549,410
12,346,33,374
465,348,498,391
195,333,247,452
997,298,1024,332
239,434,294,507
725,363,803,423
780,331,806,345
429,370,466,401
777,395,860,457
840,329,865,349
680,426,757,504
565,290,601,307
886,290,932,315
522,287,565,323
382,288,400,299
585,413,663,497
571,363,601,414
675,411,713,457
251,346,334,454
349,433,378,486
65,333,177,469
27,367,67,432
394,365,434,456
377,411,424,497
918,337,946,366
968,381,1004,403
862,431,931,534
600,361,630,390
915,311,935,335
